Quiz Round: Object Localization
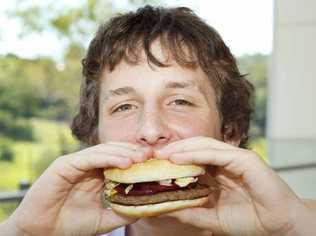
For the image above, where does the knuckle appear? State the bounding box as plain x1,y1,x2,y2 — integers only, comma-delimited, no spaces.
89,143,104,152
247,150,262,162
240,149,257,159
239,149,263,166
53,155,69,166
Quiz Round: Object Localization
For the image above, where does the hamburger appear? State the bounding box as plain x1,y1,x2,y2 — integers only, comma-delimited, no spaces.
102,159,216,218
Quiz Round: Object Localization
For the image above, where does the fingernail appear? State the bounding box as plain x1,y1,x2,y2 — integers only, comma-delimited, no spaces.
120,159,132,168
136,153,146,162
140,147,151,154
144,149,154,160
170,155,182,163
169,155,177,162
155,150,168,159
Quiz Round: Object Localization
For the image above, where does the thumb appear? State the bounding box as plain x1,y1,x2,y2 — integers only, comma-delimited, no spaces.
97,209,138,234
166,207,223,234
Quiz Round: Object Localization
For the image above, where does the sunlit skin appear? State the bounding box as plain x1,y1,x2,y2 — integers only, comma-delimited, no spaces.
1,43,315,236
98,58,222,146
97,43,315,236
98,43,227,235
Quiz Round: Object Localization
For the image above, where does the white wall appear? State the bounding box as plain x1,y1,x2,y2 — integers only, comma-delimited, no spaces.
268,0,316,198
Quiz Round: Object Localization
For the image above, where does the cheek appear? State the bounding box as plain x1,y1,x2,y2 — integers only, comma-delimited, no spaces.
166,112,221,139
98,116,138,143
98,106,222,143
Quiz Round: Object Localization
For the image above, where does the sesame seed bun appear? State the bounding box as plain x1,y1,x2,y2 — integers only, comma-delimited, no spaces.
103,159,205,184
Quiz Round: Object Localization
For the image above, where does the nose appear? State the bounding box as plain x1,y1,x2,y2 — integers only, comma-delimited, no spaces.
136,110,171,147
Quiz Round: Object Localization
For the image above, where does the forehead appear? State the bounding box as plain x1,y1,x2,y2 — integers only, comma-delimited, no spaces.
100,41,216,98
99,62,220,117
102,60,206,87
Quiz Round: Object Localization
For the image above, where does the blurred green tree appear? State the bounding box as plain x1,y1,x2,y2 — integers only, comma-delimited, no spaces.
0,138,14,162
7,0,159,55
1,0,267,141
237,54,268,138
3,0,158,123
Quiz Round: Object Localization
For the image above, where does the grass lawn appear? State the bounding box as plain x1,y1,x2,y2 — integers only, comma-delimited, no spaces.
0,118,79,220
0,118,78,190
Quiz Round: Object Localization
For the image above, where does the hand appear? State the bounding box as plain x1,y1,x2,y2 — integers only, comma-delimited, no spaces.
156,136,315,236
6,142,152,236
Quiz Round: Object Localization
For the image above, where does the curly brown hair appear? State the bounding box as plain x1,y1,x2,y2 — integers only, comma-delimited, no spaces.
71,5,254,148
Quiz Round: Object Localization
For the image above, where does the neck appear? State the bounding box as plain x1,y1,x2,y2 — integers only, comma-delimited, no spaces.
128,216,207,236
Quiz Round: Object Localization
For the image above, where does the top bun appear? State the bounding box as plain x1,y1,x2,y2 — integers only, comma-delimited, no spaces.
104,159,205,184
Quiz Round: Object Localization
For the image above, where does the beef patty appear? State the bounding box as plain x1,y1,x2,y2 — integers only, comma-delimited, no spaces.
108,184,213,206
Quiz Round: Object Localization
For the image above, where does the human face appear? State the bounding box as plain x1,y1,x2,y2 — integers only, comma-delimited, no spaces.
98,46,222,149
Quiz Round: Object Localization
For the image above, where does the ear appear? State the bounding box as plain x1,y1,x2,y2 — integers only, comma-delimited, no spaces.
223,123,241,147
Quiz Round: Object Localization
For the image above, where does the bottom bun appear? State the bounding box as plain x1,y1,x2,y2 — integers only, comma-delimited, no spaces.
110,196,209,218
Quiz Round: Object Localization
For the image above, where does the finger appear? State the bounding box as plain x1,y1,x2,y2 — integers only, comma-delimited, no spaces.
95,143,151,163
169,149,236,168
106,142,154,161
105,142,154,160
106,141,142,150
97,209,138,234
170,149,298,211
60,153,133,172
215,173,252,203
201,230,214,236
155,136,236,159
48,154,133,185
22,154,134,212
169,149,266,183
165,207,222,234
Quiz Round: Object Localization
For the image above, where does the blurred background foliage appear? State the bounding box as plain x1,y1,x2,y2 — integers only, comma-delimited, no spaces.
0,0,268,220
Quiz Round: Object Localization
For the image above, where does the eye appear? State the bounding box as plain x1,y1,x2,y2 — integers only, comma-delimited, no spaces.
112,104,137,113
170,99,194,106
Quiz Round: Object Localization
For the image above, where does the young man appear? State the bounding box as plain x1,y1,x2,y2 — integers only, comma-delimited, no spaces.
1,5,316,236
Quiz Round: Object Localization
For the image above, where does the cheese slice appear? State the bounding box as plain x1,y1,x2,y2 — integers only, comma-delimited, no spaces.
174,177,198,187
158,179,172,186
125,184,134,194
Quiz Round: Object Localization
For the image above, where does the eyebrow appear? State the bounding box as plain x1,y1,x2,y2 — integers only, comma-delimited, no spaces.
104,80,200,101
164,81,197,89
104,86,136,101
